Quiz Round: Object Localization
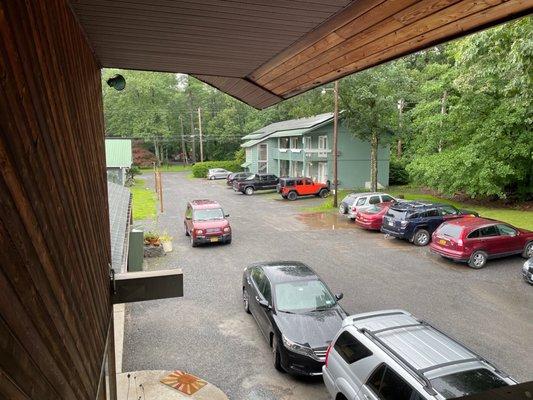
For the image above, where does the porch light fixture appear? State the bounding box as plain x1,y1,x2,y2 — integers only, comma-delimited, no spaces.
107,74,126,91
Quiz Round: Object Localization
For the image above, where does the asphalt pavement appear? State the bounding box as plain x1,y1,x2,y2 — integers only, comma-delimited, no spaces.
123,172,533,400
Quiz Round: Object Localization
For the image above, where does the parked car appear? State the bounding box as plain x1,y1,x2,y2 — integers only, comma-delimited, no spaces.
278,177,329,200
242,261,346,376
381,201,478,246
233,173,279,195
354,202,393,230
523,258,533,284
184,200,231,247
207,168,231,180
226,172,251,186
430,217,533,269
339,192,396,220
323,309,516,400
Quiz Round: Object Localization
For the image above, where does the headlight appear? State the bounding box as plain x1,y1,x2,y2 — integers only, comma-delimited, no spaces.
281,335,320,360
400,220,408,227
195,229,204,235
223,227,231,233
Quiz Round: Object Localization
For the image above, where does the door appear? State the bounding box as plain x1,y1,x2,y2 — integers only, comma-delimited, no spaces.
318,162,328,183
425,208,443,234
478,224,502,255
318,136,328,158
496,224,521,253
301,178,315,195
249,268,270,338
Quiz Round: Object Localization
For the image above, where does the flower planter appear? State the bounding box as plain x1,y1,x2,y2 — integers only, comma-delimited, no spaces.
162,241,173,253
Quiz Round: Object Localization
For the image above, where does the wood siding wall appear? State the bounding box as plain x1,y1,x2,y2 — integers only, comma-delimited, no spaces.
0,1,111,399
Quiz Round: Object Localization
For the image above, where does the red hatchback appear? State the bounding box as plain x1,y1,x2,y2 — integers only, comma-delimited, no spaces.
184,200,231,247
355,202,393,230
430,217,533,269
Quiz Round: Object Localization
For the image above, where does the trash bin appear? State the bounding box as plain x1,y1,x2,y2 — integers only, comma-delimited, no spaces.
128,228,143,272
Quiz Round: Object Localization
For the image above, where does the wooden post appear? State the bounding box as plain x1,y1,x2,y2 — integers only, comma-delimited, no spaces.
153,162,159,199
333,80,339,208
198,107,204,162
158,171,163,213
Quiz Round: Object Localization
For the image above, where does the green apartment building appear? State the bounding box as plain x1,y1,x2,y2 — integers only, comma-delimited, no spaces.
241,113,390,189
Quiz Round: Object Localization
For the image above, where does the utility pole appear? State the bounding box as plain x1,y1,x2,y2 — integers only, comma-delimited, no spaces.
333,80,339,208
198,107,204,162
179,116,188,164
188,94,196,163
439,90,447,153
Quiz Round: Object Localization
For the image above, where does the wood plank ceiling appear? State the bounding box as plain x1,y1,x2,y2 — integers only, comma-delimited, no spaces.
70,0,533,109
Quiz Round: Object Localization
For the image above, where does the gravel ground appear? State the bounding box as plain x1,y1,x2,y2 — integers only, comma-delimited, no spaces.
123,172,533,400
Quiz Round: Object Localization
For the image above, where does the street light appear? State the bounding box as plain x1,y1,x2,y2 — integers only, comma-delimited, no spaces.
321,81,339,208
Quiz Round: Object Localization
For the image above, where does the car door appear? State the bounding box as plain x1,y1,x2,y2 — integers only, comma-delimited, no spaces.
248,267,271,339
267,175,279,189
302,178,315,195
359,363,425,400
496,224,521,254
478,225,502,256
425,208,443,234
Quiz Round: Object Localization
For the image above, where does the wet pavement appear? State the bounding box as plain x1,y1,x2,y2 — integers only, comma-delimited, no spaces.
123,172,533,400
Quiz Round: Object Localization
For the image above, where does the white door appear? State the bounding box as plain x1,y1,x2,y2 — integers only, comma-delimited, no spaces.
318,136,328,157
318,162,327,183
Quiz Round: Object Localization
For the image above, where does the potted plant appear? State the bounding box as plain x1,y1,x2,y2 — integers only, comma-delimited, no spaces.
144,231,161,246
160,232,173,253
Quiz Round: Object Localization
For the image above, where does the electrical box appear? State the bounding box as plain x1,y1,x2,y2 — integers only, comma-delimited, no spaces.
127,229,143,272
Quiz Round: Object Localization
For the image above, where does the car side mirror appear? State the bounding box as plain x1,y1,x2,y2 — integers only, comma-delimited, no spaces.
335,293,344,301
225,214,230,218
258,298,270,309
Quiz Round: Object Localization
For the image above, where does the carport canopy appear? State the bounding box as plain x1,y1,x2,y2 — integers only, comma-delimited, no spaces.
70,0,532,108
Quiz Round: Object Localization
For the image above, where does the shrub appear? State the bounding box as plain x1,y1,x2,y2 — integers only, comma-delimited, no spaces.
389,159,409,185
191,161,243,178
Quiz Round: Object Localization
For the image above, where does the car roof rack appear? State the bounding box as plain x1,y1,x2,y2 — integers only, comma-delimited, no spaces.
358,319,507,396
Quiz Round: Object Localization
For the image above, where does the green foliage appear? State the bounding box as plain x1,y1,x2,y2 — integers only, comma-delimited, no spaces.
389,159,409,185
234,148,245,165
191,161,242,178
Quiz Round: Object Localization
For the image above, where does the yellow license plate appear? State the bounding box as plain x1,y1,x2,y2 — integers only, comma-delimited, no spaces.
210,237,219,242
438,239,447,245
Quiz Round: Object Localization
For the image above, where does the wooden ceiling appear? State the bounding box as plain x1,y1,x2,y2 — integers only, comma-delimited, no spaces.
70,0,533,108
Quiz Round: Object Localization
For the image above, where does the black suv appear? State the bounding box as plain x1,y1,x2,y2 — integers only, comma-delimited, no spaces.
381,201,478,246
233,173,279,195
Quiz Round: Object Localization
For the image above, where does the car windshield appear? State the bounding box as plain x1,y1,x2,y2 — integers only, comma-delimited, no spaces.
193,208,224,221
438,224,463,238
431,368,508,399
274,280,336,313
387,208,407,220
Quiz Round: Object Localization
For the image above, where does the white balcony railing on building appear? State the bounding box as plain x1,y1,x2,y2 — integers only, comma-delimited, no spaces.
304,148,331,158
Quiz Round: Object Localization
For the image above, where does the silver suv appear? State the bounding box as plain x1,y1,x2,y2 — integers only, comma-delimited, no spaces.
323,310,515,400
338,193,396,220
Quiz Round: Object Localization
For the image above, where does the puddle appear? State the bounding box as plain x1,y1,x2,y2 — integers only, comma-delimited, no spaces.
296,212,354,230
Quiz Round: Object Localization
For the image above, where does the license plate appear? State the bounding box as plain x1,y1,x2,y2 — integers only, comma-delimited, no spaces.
210,237,219,242
438,239,447,245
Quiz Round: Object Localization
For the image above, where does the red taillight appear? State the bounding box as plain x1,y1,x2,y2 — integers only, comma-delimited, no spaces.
325,344,332,367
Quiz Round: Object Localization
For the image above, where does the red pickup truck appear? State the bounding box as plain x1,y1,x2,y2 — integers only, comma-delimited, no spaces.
278,177,330,200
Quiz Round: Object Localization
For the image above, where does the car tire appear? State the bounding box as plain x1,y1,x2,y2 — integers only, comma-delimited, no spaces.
468,250,487,269
272,336,283,372
339,204,346,214
226,236,232,245
209,176,215,180
522,241,533,259
287,191,297,201
190,235,198,248
244,186,254,195
243,288,251,314
413,229,430,246
319,189,330,198
185,228,189,237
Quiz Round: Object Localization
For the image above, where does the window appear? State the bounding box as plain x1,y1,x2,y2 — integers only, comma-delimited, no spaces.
290,137,299,149
246,147,252,160
430,368,508,399
333,331,372,364
426,209,440,217
274,280,336,313
369,195,381,205
356,197,367,206
279,137,289,149
480,225,499,237
259,276,272,303
381,195,394,202
193,208,224,221
468,229,480,239
304,178,313,185
318,136,328,157
439,205,458,215
367,364,424,400
497,224,517,236
251,268,264,289
437,224,463,238
304,136,312,150
258,143,268,173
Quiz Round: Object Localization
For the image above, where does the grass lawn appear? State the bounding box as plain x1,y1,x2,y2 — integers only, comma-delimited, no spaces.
140,164,192,172
130,178,157,220
304,186,533,230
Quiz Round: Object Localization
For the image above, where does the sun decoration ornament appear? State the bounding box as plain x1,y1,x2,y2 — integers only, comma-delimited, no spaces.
160,370,207,395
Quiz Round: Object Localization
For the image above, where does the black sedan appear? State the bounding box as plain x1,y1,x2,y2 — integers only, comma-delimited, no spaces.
242,261,347,376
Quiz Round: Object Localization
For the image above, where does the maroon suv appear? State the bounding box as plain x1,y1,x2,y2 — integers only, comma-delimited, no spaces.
430,217,533,269
184,200,232,247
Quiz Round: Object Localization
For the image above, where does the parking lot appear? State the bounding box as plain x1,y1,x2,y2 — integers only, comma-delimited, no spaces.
123,172,532,400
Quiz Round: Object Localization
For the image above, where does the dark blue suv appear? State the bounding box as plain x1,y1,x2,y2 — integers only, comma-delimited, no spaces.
381,201,478,246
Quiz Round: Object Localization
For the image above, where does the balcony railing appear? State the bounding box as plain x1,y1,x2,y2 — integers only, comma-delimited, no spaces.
304,148,331,158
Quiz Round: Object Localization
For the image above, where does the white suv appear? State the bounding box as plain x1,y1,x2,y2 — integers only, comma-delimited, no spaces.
338,193,396,220
323,310,515,400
